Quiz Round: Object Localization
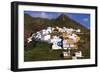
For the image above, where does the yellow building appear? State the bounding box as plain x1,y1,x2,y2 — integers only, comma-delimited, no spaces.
63,32,80,49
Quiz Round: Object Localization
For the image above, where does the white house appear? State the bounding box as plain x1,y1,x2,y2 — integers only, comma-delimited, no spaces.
44,34,51,41
27,37,32,43
46,27,52,34
76,29,81,33
63,52,69,56
75,51,83,57
51,36,62,50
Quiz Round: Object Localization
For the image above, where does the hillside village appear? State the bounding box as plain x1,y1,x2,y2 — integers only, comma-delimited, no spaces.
27,26,83,59
24,13,90,61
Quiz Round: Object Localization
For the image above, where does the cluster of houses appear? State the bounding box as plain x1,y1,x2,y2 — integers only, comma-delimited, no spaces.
27,26,83,59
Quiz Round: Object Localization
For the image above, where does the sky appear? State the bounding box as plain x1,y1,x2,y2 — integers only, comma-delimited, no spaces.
24,11,90,29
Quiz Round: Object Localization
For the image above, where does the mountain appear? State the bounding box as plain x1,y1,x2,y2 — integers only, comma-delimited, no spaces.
24,13,90,51
24,13,90,58
55,14,89,32
24,13,90,43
